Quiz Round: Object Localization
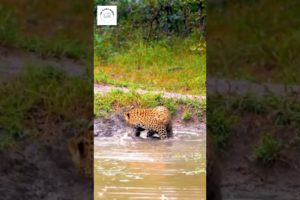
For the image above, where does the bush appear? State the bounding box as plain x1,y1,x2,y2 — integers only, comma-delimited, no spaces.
254,134,282,164
182,111,192,121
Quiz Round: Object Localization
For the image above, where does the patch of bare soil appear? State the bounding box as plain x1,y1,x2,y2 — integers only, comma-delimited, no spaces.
220,116,300,200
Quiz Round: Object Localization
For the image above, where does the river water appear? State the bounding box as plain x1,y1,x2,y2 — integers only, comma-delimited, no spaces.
94,126,206,200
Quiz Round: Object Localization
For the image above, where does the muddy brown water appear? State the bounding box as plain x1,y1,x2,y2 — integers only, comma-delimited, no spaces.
94,116,206,200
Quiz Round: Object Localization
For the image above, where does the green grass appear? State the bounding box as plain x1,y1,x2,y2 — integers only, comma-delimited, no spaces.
231,94,268,115
182,111,192,121
209,0,300,84
0,4,90,60
229,93,300,124
94,69,141,90
0,65,92,148
207,106,237,148
94,35,206,95
254,133,282,164
94,89,205,118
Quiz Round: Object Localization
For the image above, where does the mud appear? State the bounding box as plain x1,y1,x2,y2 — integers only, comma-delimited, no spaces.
94,110,205,139
94,113,128,138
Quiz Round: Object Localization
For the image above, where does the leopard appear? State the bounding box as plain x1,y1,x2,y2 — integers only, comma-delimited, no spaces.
123,106,173,139
68,130,93,178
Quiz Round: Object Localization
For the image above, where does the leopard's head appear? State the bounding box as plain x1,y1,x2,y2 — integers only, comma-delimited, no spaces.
123,105,135,123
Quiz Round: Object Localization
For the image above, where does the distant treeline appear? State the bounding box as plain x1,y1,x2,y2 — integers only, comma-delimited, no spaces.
95,0,206,39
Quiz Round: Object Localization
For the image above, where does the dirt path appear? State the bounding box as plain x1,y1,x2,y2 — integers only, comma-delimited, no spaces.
0,46,86,82
207,77,300,96
95,77,300,102
94,83,205,100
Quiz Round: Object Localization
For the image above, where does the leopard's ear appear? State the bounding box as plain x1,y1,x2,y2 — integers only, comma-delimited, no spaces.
127,105,135,111
129,105,135,109
123,105,135,113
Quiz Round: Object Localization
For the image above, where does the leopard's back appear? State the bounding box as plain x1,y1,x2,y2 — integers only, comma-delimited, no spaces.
124,106,172,139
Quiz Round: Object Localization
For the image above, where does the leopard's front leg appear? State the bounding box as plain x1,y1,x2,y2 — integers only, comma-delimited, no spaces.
157,126,168,140
134,125,145,137
146,130,156,138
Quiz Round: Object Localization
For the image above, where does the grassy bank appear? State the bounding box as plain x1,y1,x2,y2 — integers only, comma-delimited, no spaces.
0,66,92,148
95,35,205,95
94,89,206,121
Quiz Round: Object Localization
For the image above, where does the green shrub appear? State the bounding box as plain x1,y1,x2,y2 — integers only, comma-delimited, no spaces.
254,134,282,164
207,108,237,148
182,111,192,121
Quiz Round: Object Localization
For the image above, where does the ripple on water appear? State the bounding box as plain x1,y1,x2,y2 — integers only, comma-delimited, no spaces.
94,128,206,200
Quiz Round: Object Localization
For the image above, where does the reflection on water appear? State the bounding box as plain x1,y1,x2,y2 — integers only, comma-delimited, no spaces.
94,127,206,200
